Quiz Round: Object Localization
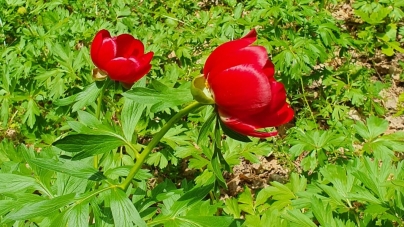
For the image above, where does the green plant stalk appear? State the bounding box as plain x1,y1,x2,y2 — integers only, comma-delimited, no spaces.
300,77,317,127
95,83,106,120
118,101,205,191
94,81,109,169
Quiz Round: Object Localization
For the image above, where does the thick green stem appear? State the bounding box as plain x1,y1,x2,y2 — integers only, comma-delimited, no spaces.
119,101,205,191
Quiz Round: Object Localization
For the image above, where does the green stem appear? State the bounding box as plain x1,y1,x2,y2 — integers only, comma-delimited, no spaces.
95,84,106,120
118,101,205,191
94,81,109,170
300,77,317,128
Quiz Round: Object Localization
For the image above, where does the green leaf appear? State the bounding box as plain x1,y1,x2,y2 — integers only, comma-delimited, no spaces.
67,118,117,136
255,188,271,208
384,23,397,41
320,164,353,199
354,7,391,24
195,169,215,186
349,189,382,204
121,78,146,141
392,179,404,188
54,94,77,106
316,184,345,206
168,184,214,216
234,3,243,19
53,134,126,160
0,173,41,194
77,110,103,128
55,172,87,195
123,81,193,113
110,188,147,227
352,170,383,199
238,187,254,215
23,99,40,128
29,158,106,181
224,198,241,218
301,153,318,171
364,204,389,214
66,203,90,227
382,44,395,56
4,193,76,221
146,151,169,168
289,144,306,158
289,173,307,194
387,41,404,53
72,82,103,112
282,209,317,227
0,97,10,127
211,146,227,188
310,197,335,227
175,216,237,227
197,111,216,145
104,167,152,180
122,97,145,142
354,116,388,141
270,181,296,200
0,200,15,216
224,0,237,7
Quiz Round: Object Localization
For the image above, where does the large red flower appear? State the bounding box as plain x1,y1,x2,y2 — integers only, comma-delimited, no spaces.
90,29,154,85
203,29,294,138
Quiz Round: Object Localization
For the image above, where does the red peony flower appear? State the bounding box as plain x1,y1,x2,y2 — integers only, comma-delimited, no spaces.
90,29,154,85
203,29,294,138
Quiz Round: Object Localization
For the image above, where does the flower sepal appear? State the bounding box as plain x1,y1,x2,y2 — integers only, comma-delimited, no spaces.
191,74,215,105
92,68,108,81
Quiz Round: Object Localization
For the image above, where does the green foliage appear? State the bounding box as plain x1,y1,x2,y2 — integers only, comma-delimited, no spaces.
353,0,404,56
225,159,404,227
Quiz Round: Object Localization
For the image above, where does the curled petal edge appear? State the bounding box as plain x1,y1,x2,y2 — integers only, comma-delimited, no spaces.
219,115,278,138
115,34,145,58
203,29,258,76
91,29,111,68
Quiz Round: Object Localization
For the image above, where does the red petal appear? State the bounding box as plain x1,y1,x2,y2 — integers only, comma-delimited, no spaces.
125,63,152,84
103,57,140,82
96,37,117,69
208,46,268,78
142,51,154,63
243,29,258,39
203,29,257,76
208,64,271,116
263,60,275,81
219,114,278,138
115,34,145,58
103,54,153,84
218,80,294,133
239,103,294,128
274,104,294,125
91,30,111,68
264,104,294,126
120,52,153,83
218,102,293,138
267,81,287,112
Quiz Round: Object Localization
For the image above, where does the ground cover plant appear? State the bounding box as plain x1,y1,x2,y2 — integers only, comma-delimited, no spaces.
1,0,404,226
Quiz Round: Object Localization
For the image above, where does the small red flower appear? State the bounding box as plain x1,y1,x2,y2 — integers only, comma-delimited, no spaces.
203,29,294,138
90,29,154,85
